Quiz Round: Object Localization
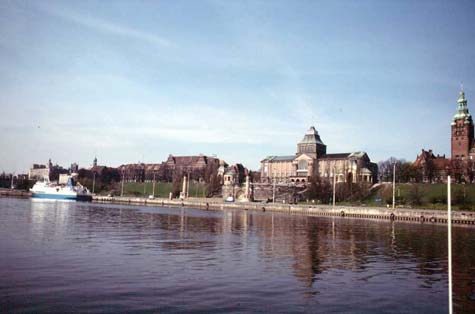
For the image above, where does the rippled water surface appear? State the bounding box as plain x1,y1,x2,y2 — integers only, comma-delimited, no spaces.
1,198,475,313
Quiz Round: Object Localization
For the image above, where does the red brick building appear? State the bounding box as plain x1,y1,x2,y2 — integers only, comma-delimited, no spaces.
414,87,475,183
118,154,221,182
413,149,450,182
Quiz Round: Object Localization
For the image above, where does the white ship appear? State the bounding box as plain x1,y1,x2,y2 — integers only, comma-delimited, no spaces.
30,176,92,201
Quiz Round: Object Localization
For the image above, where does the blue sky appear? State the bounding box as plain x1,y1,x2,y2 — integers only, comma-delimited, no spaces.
1,0,475,173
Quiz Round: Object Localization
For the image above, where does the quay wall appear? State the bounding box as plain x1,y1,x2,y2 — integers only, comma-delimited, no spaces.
93,195,475,226
0,188,31,198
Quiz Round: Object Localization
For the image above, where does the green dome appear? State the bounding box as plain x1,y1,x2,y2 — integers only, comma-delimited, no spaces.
453,87,471,122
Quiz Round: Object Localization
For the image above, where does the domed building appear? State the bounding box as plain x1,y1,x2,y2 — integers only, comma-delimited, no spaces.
260,126,378,185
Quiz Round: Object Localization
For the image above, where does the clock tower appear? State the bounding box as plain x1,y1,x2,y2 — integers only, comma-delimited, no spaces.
451,87,473,160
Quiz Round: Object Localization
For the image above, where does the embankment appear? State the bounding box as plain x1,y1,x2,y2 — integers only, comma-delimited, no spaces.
93,195,475,226
0,188,31,198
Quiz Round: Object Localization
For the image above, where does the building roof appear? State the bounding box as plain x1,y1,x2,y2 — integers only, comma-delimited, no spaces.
166,155,219,167
360,167,372,174
348,151,367,158
414,149,450,170
144,164,161,171
261,155,295,162
320,153,351,159
452,88,472,124
118,163,145,170
298,126,325,145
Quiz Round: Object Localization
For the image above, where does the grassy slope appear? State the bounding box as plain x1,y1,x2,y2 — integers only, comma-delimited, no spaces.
366,183,475,210
120,182,207,198
105,181,473,211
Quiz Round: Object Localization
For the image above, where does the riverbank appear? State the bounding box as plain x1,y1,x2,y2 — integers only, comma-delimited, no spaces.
0,188,31,198
93,195,475,226
2,191,474,225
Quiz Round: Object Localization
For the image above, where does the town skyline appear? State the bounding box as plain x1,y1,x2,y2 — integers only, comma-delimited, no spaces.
1,1,475,173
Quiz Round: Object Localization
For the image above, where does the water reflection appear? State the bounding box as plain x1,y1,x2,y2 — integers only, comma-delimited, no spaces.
1,198,474,313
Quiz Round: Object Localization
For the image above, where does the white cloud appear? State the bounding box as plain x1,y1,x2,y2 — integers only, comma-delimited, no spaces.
38,3,172,48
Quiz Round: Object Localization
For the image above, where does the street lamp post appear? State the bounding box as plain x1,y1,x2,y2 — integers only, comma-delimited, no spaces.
448,175,453,314
143,176,147,197
152,173,156,198
332,166,336,208
187,173,190,198
121,169,125,197
272,178,276,203
392,163,396,209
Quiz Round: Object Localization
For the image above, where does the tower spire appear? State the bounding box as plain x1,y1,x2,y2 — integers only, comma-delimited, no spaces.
457,84,468,110
459,84,466,103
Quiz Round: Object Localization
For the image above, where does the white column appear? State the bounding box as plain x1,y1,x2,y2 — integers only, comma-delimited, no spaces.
392,163,396,209
448,176,453,314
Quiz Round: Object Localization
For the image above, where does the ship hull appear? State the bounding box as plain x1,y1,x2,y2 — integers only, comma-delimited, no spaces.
31,193,77,200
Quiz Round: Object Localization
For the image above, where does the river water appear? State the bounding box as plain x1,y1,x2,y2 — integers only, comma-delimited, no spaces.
0,198,474,313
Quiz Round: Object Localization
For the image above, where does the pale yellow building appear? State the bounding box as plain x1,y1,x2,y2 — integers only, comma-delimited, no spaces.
260,126,377,184
28,162,50,181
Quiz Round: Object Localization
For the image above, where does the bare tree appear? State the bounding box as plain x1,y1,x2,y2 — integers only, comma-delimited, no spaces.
378,157,405,182
306,174,332,204
450,159,464,183
171,171,183,198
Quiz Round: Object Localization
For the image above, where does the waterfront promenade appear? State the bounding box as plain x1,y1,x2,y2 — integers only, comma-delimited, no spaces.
2,189,474,225
93,195,475,226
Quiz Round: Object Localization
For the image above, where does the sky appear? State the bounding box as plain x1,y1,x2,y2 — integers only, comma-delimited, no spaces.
1,0,475,173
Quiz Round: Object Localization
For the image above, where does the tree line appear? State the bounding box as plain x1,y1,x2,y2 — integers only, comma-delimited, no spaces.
378,157,475,184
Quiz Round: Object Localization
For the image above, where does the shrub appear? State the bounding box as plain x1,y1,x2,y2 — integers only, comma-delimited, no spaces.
454,189,472,210
429,195,447,204
407,185,423,206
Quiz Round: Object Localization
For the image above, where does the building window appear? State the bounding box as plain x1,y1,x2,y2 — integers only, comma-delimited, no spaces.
298,160,308,170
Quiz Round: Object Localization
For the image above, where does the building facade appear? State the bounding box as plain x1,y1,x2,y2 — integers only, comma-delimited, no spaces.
28,159,71,181
413,149,450,183
162,154,220,181
118,154,221,182
28,163,50,181
260,126,378,184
